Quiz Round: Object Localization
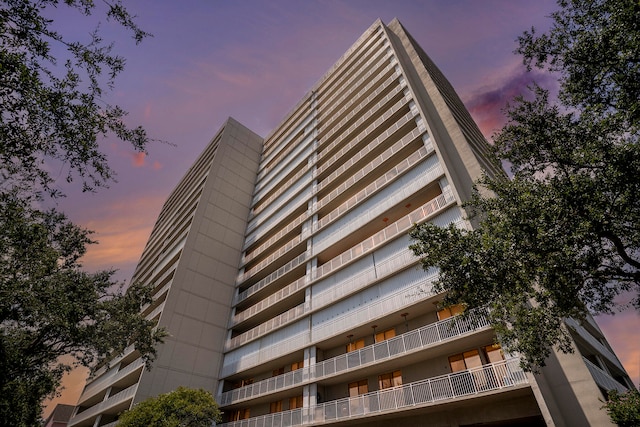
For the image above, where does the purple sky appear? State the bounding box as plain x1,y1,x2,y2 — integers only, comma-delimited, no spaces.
43,0,639,417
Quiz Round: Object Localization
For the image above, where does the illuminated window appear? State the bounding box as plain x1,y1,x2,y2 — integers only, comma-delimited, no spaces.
291,360,304,370
375,328,395,343
378,370,402,389
289,395,303,409
437,304,464,320
448,349,482,372
348,379,369,397
270,400,283,413
346,338,365,352
484,344,504,363
230,408,250,420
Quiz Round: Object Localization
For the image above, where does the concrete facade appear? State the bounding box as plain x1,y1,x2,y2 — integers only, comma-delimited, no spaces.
69,19,633,427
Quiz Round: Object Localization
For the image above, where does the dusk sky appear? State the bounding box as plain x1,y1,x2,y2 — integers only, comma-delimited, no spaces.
44,0,639,417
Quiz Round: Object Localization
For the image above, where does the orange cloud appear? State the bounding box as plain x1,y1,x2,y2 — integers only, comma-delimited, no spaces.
43,357,89,420
597,311,640,387
131,151,146,167
78,195,165,275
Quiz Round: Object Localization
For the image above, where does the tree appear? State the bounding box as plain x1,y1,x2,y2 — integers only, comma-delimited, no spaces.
410,0,640,370
0,1,164,425
1,0,150,199
0,193,165,426
117,387,222,427
604,388,640,427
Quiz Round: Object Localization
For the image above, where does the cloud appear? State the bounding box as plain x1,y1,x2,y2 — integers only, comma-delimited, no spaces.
597,311,640,387
77,195,166,279
43,357,89,420
464,66,558,139
131,151,146,167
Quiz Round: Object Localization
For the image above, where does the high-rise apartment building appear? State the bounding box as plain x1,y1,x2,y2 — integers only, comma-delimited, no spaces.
69,19,633,427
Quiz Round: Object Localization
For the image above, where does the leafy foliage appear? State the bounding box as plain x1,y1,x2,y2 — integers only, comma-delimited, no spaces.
117,387,222,427
410,0,639,370
604,388,640,427
0,193,166,426
0,1,164,425
0,0,151,199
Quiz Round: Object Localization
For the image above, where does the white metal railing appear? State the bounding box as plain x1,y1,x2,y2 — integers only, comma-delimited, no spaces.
235,253,307,303
311,248,414,311
218,309,490,406
258,111,314,183
316,132,427,222
231,276,307,326
316,27,384,99
317,98,412,176
318,43,389,119
69,383,138,426
77,358,144,404
245,186,312,248
582,357,628,393
319,68,399,147
313,159,444,256
316,144,431,232
219,358,527,426
314,193,451,281
242,212,308,262
249,169,312,234
252,164,311,218
144,301,165,322
226,303,307,351
238,234,305,284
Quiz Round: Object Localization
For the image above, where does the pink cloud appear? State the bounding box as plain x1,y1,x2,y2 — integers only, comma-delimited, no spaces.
464,66,558,139
597,311,640,387
131,151,146,167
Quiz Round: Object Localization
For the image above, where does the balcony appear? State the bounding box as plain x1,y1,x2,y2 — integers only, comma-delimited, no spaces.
219,358,528,426
231,277,307,327
226,303,308,351
218,309,490,406
565,318,625,373
69,383,138,426
582,357,628,393
76,358,144,405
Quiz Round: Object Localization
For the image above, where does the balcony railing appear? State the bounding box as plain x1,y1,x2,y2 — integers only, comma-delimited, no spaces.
219,358,527,426
69,383,138,426
242,211,308,264
218,309,490,406
226,303,308,351
565,318,625,373
319,68,400,148
231,277,307,326
582,357,628,393
77,358,144,405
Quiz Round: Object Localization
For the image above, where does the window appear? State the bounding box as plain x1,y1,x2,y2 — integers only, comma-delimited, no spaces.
289,395,303,409
437,304,464,320
230,409,250,421
291,360,304,370
270,400,283,413
233,378,253,389
346,338,365,353
378,370,402,389
484,344,504,363
273,367,284,376
375,328,395,343
448,349,482,372
348,379,368,397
